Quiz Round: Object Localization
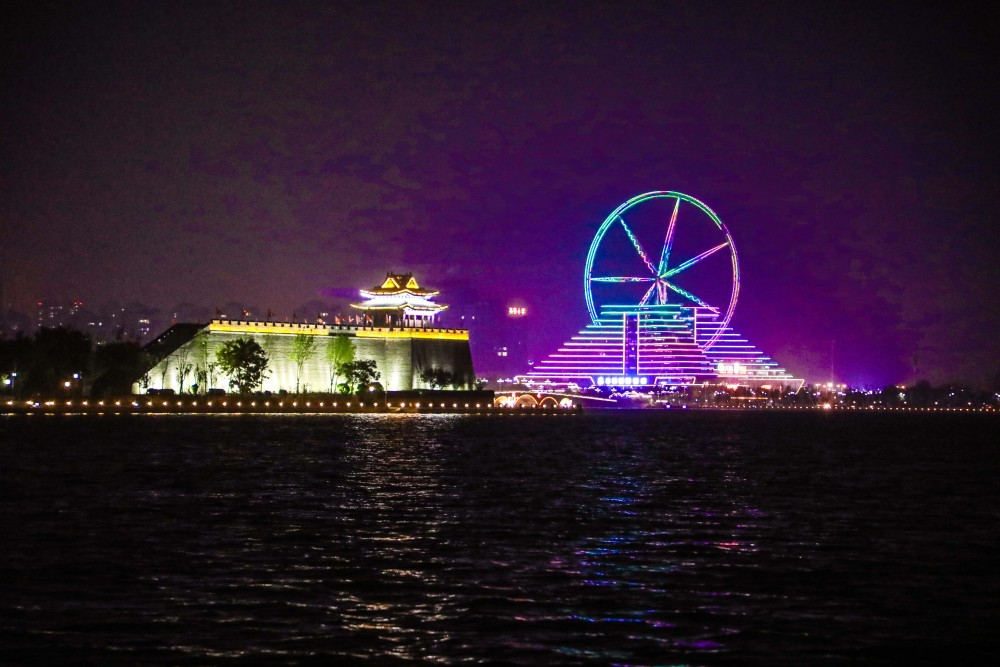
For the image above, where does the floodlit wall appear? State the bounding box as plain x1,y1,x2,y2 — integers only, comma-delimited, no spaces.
411,338,476,388
136,320,475,394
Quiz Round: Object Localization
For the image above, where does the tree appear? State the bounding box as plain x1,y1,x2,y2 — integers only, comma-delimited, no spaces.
175,361,194,394
216,336,269,394
193,365,208,394
0,335,35,397
193,361,219,394
258,334,278,370
90,341,150,396
158,359,170,390
25,327,92,395
326,335,354,393
338,359,379,394
192,332,211,394
289,333,318,393
420,367,455,390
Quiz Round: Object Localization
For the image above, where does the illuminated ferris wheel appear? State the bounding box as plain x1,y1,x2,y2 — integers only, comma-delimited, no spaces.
584,191,740,350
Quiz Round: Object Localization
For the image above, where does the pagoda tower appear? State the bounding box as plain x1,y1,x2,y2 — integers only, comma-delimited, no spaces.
351,272,447,327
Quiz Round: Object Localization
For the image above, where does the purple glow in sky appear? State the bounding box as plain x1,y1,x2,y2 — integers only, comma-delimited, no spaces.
2,1,998,386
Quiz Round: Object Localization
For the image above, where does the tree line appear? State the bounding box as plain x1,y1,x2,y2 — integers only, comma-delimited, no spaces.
0,327,147,396
209,335,476,394
163,333,381,395
0,329,383,397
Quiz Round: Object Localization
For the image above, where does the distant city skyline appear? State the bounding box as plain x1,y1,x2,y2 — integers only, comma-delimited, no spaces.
0,289,538,381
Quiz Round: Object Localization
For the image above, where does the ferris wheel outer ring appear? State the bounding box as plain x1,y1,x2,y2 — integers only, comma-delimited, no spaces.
583,191,740,350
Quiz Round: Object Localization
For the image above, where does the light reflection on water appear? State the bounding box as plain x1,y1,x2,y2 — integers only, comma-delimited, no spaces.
1,411,997,665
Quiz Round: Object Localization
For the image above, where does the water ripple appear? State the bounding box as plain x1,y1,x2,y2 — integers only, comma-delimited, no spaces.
1,411,998,664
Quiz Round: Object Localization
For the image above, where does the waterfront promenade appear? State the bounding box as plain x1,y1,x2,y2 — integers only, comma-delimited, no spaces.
3,397,993,416
2,395,570,416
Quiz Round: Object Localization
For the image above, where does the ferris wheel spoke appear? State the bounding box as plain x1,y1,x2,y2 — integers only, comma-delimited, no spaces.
616,216,659,276
664,280,719,313
639,282,657,305
657,197,681,275
591,276,655,283
660,241,729,279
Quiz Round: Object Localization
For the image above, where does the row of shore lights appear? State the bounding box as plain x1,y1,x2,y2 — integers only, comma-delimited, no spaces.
5,399,572,410
5,399,993,412
729,403,996,412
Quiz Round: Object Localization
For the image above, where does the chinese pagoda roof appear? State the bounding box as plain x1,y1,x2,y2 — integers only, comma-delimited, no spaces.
351,272,447,312
360,273,439,297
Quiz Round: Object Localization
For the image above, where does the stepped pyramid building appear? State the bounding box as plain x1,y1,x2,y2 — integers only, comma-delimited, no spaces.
518,303,801,390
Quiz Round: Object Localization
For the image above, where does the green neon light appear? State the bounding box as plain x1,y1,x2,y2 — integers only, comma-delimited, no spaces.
658,197,681,276
663,281,717,312
583,191,739,350
616,215,658,276
591,276,655,282
660,241,730,279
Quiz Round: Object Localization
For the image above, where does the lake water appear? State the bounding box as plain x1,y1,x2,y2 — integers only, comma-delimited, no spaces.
1,410,997,665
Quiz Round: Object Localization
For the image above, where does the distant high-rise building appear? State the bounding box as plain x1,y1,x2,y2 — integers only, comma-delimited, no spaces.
35,300,84,329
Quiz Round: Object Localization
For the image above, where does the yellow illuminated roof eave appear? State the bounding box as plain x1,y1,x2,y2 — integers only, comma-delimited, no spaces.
349,303,448,312
354,329,468,341
359,288,441,299
205,320,467,341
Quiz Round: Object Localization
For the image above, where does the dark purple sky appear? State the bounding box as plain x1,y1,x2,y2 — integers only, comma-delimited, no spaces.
3,1,998,387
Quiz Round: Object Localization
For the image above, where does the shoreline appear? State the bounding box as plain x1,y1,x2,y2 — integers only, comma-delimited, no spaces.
2,397,995,416
2,395,576,416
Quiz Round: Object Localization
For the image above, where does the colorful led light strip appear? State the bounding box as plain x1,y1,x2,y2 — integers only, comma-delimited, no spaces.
520,303,799,389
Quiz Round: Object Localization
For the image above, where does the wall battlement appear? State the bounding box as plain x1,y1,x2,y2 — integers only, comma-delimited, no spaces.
208,319,469,340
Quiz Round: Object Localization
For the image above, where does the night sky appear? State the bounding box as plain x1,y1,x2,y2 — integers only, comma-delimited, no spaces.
3,1,998,387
